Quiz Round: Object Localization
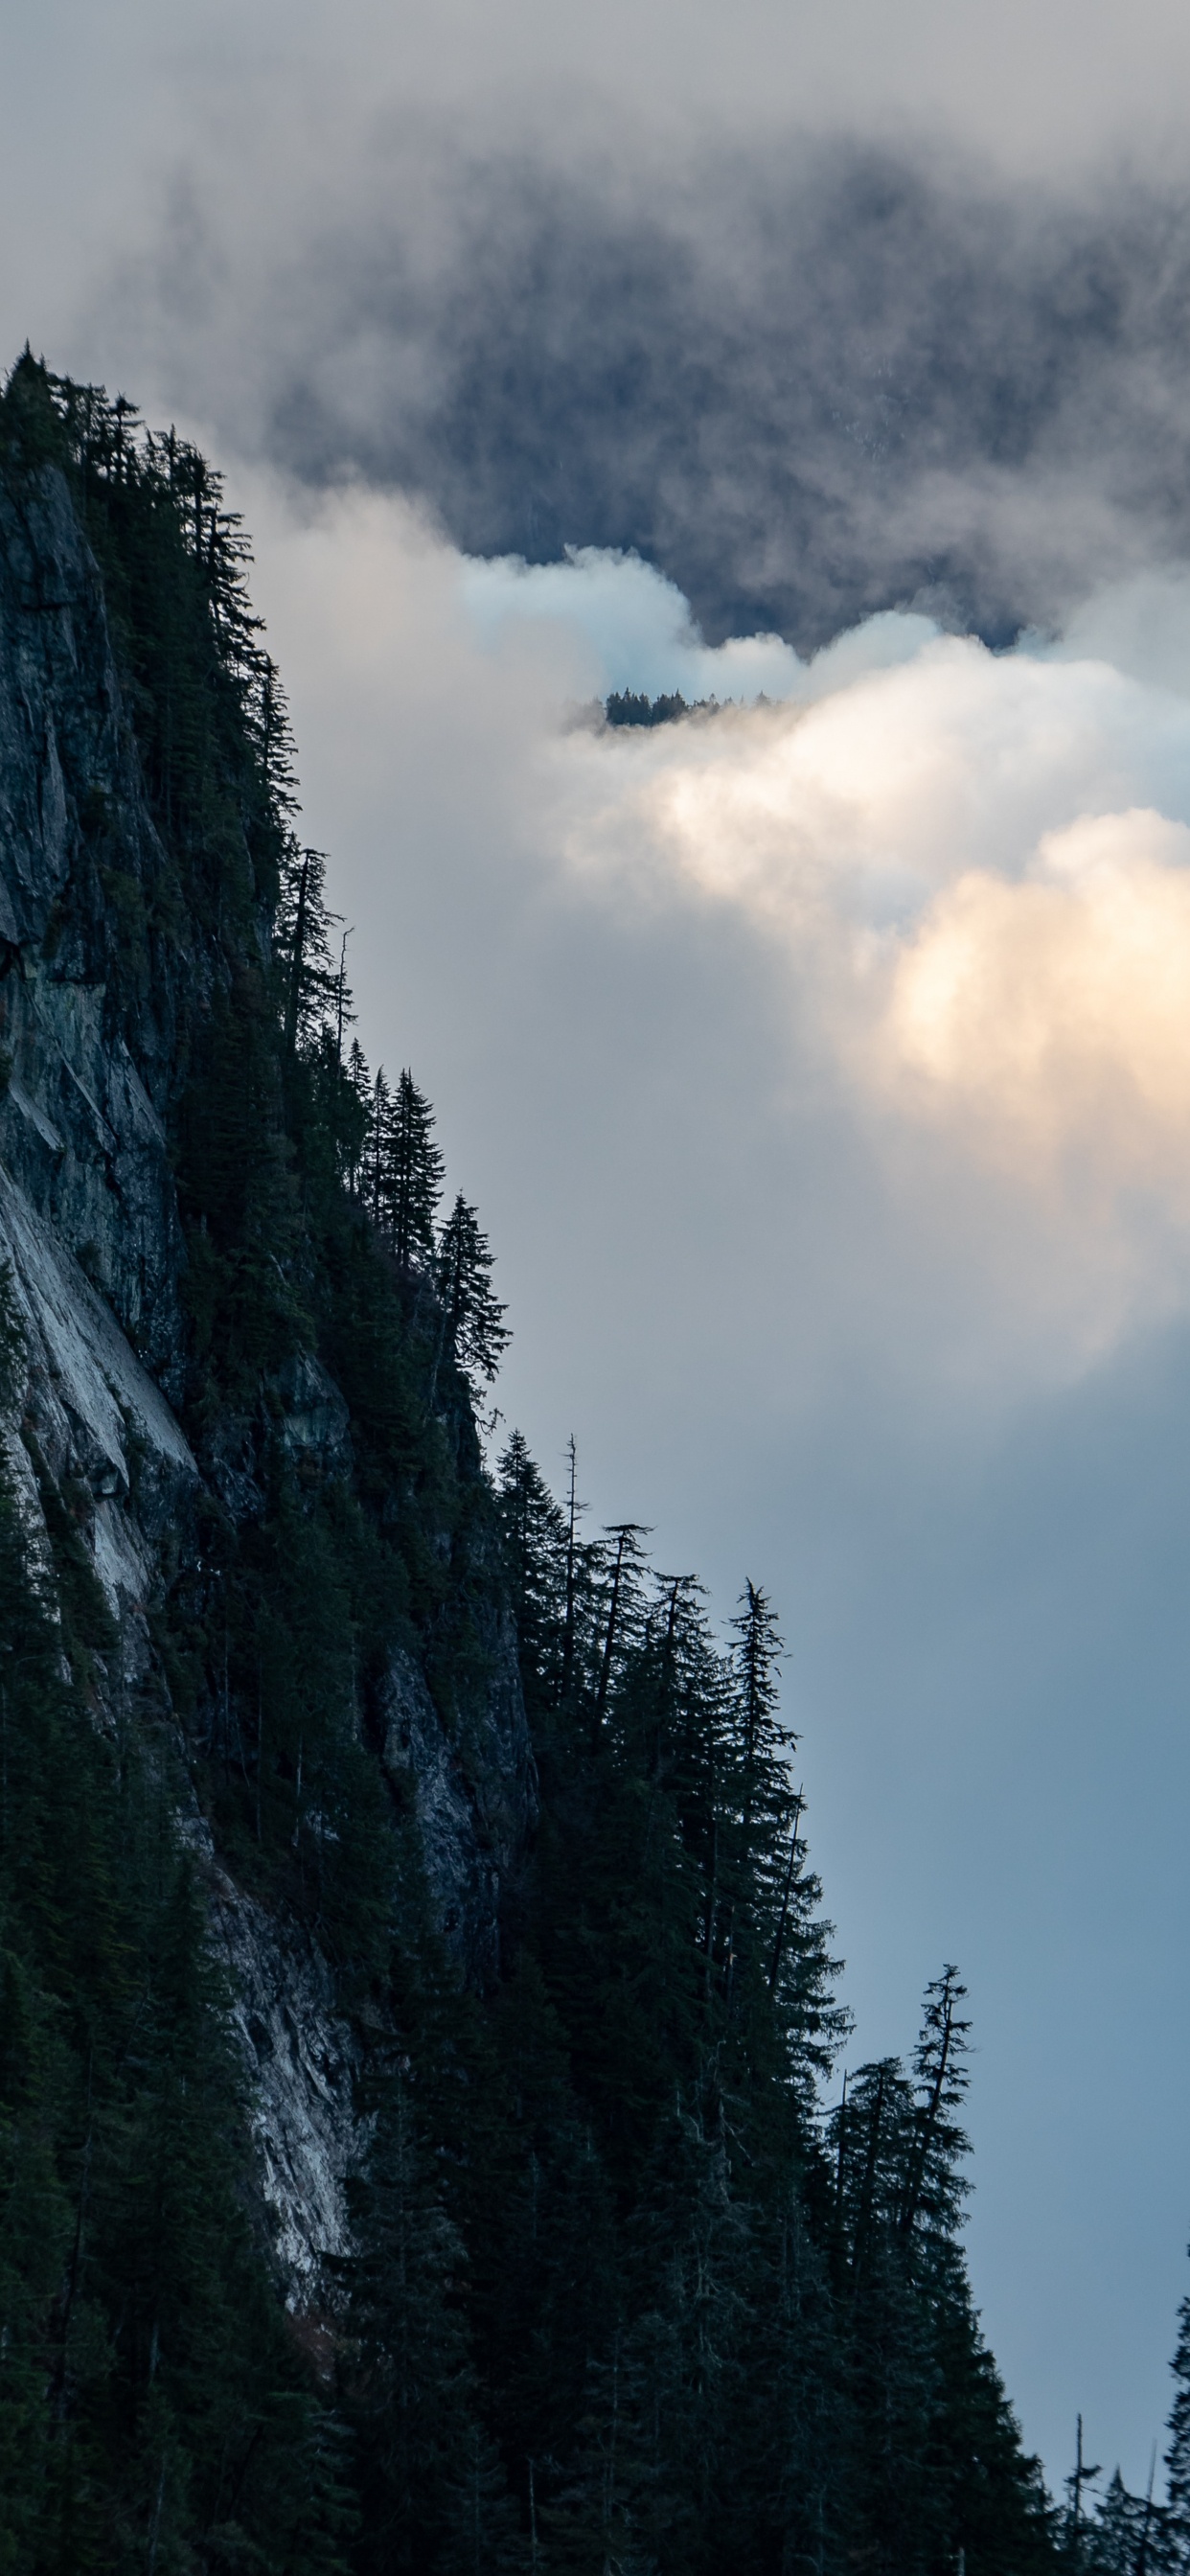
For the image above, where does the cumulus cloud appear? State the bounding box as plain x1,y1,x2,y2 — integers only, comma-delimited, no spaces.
240,481,1190,1415
515,607,1190,1360
882,809,1190,1167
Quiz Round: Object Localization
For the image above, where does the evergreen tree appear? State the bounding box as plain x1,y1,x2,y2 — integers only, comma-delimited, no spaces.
440,2420,526,2575
592,1522,652,1736
386,1069,445,1269
344,2065,515,2576
0,1392,352,2573
497,1433,571,1719
1085,2463,1174,2573
435,1192,511,1389
277,840,342,1061
345,1039,372,1194
1167,2279,1190,2566
900,1964,972,2246
729,1579,792,1886
1063,2416,1105,2569
368,1067,391,1229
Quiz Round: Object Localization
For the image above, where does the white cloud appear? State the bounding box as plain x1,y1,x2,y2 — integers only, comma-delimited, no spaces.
881,807,1190,1171
245,494,1190,1390
529,610,1190,1361
460,546,805,704
240,476,1190,2491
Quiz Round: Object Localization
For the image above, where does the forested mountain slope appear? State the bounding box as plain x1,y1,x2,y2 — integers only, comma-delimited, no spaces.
0,351,1141,2572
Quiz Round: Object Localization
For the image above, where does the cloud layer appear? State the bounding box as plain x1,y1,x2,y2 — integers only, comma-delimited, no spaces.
231,482,1190,2488
92,134,1190,654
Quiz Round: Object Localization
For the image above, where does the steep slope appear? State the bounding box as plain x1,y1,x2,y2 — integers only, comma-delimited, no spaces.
0,356,1067,2576
0,359,534,2302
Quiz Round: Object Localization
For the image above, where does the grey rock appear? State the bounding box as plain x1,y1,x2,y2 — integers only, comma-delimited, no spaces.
210,1861,363,2300
272,1348,353,1482
381,1644,501,1973
0,454,535,2313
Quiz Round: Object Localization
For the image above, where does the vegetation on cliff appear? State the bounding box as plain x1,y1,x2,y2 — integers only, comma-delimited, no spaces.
0,353,1178,2572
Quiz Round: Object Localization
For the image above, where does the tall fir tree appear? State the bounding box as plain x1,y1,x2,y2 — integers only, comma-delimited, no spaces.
387,1069,445,1269
435,1193,511,1391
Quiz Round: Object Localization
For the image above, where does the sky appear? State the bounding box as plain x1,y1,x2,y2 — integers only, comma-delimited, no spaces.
7,0,1190,2498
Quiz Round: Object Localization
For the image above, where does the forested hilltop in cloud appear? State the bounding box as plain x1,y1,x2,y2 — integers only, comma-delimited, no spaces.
0,349,1181,2572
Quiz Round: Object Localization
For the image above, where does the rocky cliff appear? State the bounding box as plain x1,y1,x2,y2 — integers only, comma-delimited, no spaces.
0,380,534,2310
0,358,1072,2576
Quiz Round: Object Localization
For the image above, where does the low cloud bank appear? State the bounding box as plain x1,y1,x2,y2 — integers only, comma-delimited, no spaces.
236,471,1190,2511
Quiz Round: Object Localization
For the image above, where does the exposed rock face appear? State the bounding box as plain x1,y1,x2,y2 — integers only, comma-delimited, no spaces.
0,458,533,2303
0,470,187,1385
382,1645,502,1972
272,1349,353,1484
210,1852,362,2299
380,1574,536,1980
0,1163,196,1643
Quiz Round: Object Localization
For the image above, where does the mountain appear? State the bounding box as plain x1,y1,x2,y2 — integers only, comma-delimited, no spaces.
0,350,1088,2571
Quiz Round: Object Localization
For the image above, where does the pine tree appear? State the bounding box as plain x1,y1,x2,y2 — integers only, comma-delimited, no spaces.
592,1523,652,1737
1063,2416,1105,2569
718,1583,845,2100
368,1068,391,1229
435,1194,511,1389
440,2419,526,2574
250,651,299,826
344,2067,485,2576
344,1040,371,1181
387,1069,445,1269
1085,2463,1174,2573
277,840,341,1060
899,1964,972,2246
729,1579,792,1884
1167,2278,1190,2565
497,1433,571,1718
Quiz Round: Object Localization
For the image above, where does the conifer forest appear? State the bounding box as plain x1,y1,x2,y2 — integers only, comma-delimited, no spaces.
0,349,1188,2574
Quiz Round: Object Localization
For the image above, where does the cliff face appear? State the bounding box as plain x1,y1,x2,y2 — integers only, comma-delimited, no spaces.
0,449,534,2303
0,372,1073,2576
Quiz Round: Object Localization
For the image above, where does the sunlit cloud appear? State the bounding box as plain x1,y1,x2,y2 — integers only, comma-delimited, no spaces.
882,809,1190,1174
243,472,1190,1376
553,619,1190,1201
